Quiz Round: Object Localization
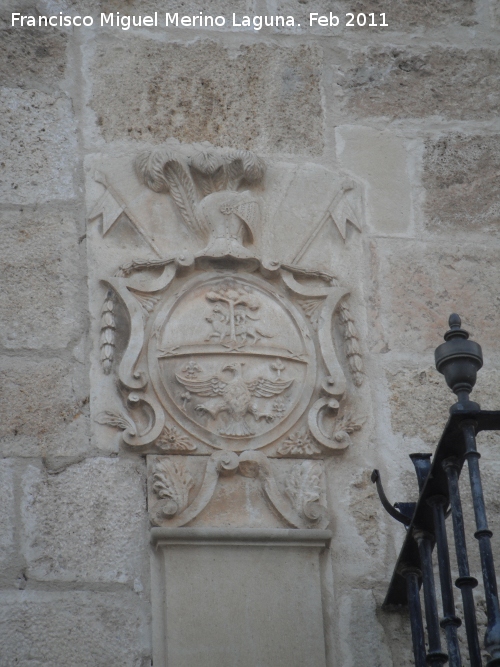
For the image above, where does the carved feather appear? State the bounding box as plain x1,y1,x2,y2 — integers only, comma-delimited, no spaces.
135,148,172,193
175,373,227,397
233,149,266,184
225,150,265,189
192,165,227,197
163,159,207,239
246,376,294,398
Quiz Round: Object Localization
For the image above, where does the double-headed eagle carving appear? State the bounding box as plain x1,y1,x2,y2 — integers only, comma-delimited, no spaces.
176,362,293,437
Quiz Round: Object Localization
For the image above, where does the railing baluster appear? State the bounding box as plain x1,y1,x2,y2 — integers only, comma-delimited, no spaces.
462,421,500,667
375,314,500,667
443,457,482,667
400,565,427,667
428,496,462,667
414,529,449,667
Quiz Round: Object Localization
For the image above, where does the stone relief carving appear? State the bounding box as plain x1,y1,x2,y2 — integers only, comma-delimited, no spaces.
156,424,197,452
148,453,328,530
99,290,116,374
285,460,327,524
277,429,322,457
152,458,194,518
87,138,368,529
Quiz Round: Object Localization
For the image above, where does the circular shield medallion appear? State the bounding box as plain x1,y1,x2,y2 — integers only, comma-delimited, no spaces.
149,273,316,451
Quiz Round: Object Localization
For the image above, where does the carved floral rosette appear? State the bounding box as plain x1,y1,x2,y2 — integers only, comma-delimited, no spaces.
88,139,366,529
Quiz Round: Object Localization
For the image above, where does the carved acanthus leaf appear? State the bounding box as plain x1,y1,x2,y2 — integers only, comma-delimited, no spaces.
156,424,197,452
95,409,136,435
152,458,194,517
277,429,321,457
333,412,365,443
285,460,326,523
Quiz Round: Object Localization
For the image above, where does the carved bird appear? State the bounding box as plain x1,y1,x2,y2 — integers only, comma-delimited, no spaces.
175,362,293,437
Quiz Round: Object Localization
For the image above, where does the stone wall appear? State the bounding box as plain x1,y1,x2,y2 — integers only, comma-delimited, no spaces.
1,1,499,665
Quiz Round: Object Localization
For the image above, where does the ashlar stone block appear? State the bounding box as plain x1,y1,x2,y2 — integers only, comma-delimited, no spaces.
378,241,500,355
336,125,412,234
424,134,500,234
388,366,452,447
0,208,83,350
340,0,475,28
90,39,323,153
0,591,151,667
0,357,90,459
388,366,500,450
21,458,149,585
0,27,67,90
268,0,474,30
0,88,77,204
341,47,500,120
33,0,253,18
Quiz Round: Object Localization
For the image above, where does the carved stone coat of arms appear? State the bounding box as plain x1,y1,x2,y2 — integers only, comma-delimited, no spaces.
87,139,367,531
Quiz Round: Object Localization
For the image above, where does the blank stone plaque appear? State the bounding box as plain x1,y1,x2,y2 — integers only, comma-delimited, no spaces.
151,529,330,667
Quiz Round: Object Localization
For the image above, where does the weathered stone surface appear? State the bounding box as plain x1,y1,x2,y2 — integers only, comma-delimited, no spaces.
0,88,77,203
348,470,381,555
378,241,500,354
376,606,414,667
33,0,251,17
0,28,67,90
0,357,89,458
90,39,323,153
0,460,16,569
388,366,455,447
342,0,475,27
341,48,500,120
268,0,342,30
270,0,474,29
0,0,35,27
0,209,83,349
424,134,500,234
338,588,393,666
336,125,411,234
21,458,149,584
388,366,500,448
0,591,151,667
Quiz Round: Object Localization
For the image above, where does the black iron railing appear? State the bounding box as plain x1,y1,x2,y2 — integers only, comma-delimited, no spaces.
373,314,500,667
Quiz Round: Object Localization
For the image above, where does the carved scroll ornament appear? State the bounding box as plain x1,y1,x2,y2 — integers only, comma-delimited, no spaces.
90,139,365,461
149,452,329,530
